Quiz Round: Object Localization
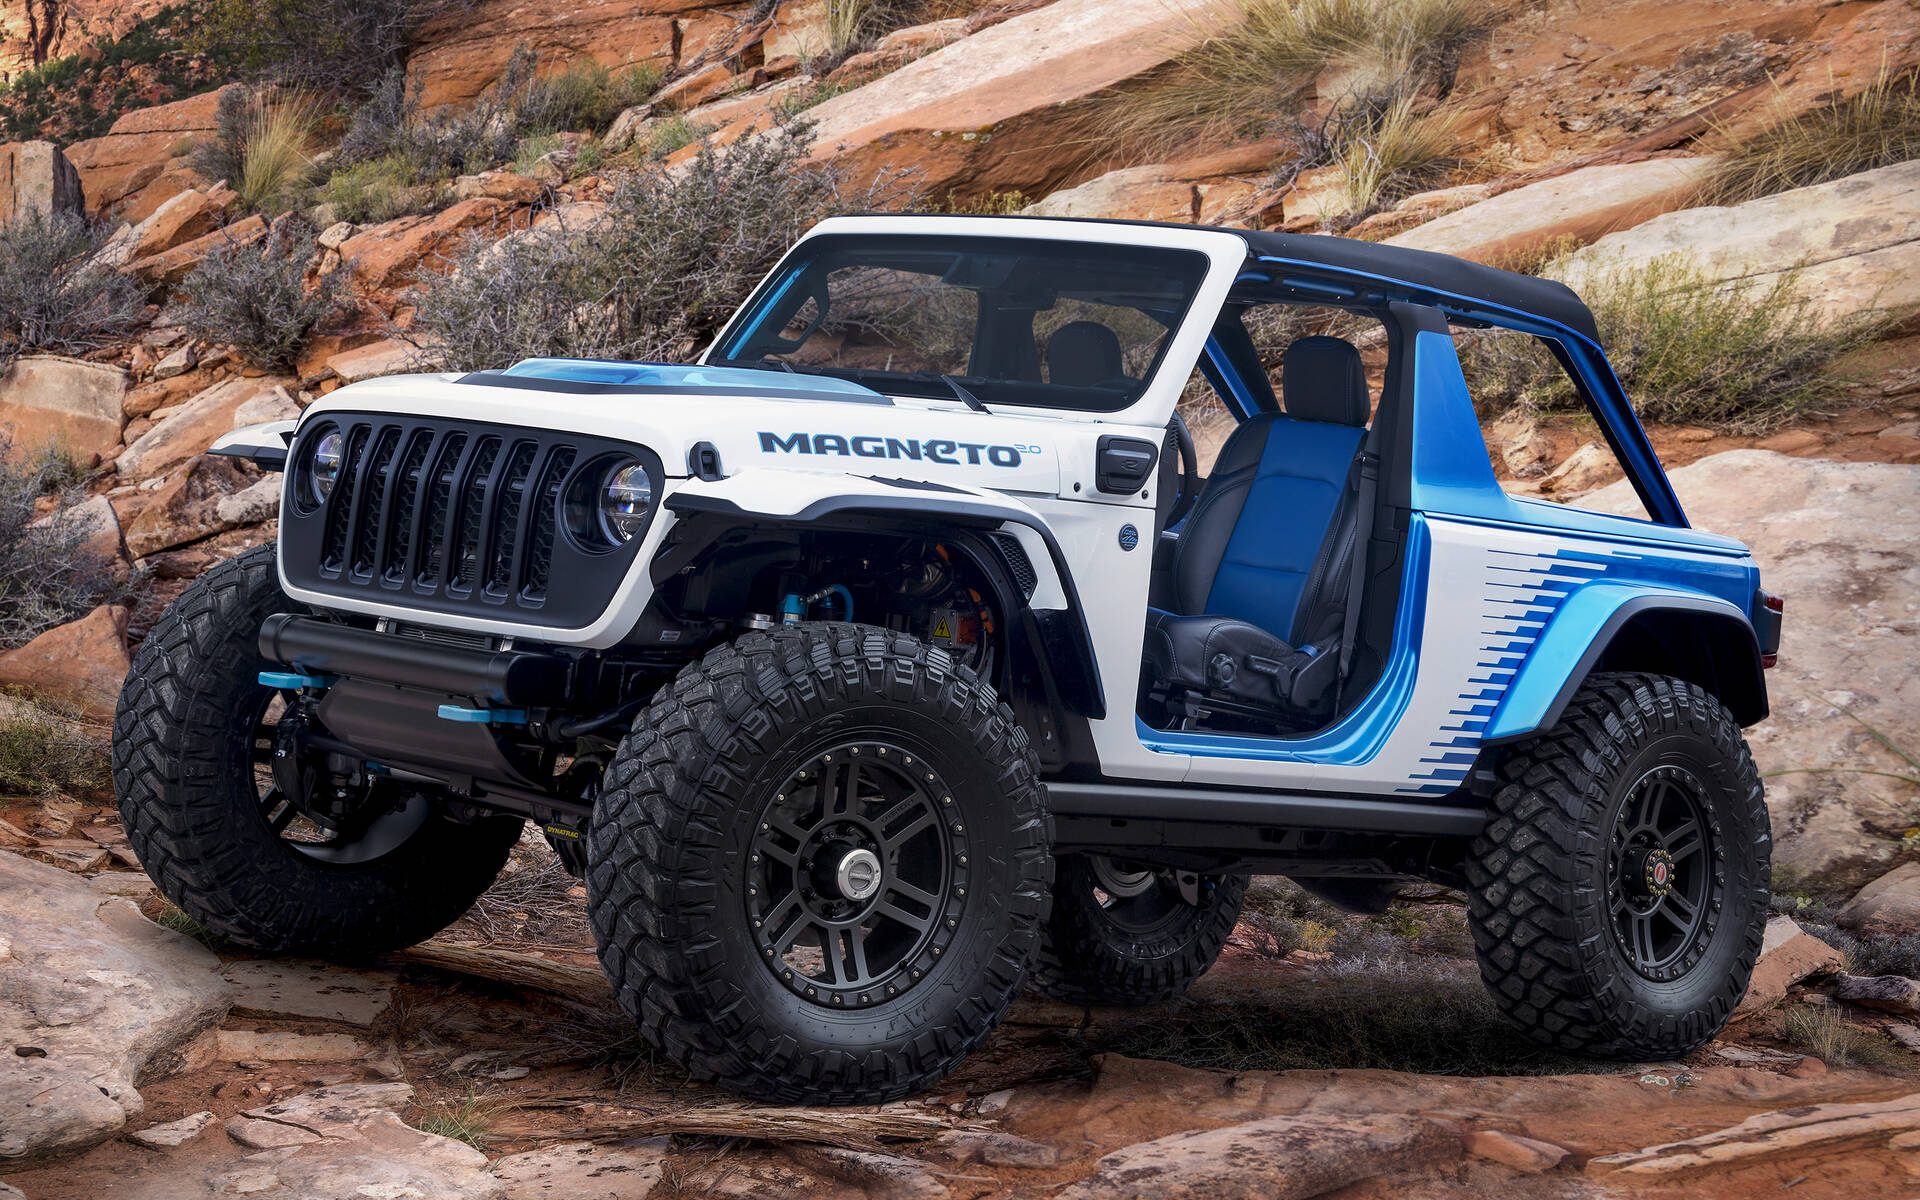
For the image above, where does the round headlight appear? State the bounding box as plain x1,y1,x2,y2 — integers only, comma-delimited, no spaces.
599,463,653,542
309,430,345,505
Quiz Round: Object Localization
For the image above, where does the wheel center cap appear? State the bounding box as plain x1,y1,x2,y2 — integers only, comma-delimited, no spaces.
1640,848,1677,897
835,848,883,901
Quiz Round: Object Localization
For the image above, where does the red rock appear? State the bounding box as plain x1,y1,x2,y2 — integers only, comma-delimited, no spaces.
403,0,696,110
1733,915,1844,1017
798,0,1217,203
338,199,525,291
0,141,84,225
1463,1129,1568,1173
115,375,296,480
0,355,130,461
121,454,252,558
654,63,738,112
67,87,235,220
128,186,241,260
127,214,269,288
0,604,132,722
1839,863,1920,936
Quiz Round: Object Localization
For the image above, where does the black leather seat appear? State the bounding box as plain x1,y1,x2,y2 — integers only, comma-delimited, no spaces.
1047,321,1126,386
1143,336,1371,720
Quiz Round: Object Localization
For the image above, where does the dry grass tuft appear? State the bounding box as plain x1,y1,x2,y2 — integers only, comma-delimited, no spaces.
1700,69,1920,206
1091,0,1507,163
1458,252,1888,434
1330,93,1465,213
237,90,323,212
1783,1005,1909,1071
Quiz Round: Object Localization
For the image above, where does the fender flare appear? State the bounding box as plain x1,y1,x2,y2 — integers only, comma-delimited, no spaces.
1483,584,1764,744
664,482,1106,720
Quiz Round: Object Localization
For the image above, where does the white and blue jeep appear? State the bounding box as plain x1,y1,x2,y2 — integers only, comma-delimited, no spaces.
116,215,1784,1103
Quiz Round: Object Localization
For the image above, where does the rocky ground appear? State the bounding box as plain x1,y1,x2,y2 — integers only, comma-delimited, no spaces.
9,830,1920,1200
2,0,1920,1195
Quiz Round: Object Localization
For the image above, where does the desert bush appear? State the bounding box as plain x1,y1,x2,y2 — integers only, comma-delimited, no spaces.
404,122,912,370
1701,69,1920,206
514,59,664,137
1094,0,1507,160
1458,253,1887,434
0,431,120,650
174,224,347,371
0,692,110,794
196,0,448,94
0,210,147,370
330,49,659,196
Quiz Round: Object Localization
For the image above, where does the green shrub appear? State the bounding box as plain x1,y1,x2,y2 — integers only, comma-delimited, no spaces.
1458,253,1887,434
1701,70,1920,206
404,122,910,370
196,0,442,95
320,153,441,224
0,692,110,795
0,431,120,651
642,114,715,159
515,59,664,137
174,225,347,371
0,210,147,370
326,47,650,198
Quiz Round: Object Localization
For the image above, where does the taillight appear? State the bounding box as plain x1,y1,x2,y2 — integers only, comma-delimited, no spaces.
1758,589,1783,669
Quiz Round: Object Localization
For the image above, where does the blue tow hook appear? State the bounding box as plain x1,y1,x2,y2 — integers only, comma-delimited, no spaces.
436,705,529,725
258,671,338,689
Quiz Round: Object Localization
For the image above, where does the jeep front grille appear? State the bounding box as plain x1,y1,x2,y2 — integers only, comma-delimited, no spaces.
280,413,660,630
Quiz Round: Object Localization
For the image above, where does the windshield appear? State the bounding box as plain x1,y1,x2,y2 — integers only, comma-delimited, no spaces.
711,233,1212,412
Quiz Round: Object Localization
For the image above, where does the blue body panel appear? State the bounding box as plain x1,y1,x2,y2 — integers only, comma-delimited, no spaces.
1156,291,1763,791
501,358,888,401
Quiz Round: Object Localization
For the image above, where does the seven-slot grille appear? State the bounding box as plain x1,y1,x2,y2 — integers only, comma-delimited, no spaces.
317,422,576,603
282,414,657,628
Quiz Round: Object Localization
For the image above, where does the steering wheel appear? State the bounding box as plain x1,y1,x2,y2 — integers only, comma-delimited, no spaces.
1163,412,1199,529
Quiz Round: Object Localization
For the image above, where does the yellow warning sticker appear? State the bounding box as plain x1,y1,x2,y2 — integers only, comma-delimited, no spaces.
932,617,952,639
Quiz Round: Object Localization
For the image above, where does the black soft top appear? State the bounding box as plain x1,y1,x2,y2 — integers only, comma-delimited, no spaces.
844,214,1602,344
1238,229,1600,343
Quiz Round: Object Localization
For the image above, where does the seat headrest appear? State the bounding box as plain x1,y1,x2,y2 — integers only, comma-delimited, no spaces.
1281,336,1369,427
1048,321,1125,387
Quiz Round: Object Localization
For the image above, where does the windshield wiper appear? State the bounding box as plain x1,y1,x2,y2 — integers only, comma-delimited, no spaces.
939,374,989,414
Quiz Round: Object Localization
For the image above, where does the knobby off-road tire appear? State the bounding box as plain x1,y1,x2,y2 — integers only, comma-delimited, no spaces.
1030,857,1248,1006
587,622,1052,1105
113,545,522,955
1465,672,1770,1059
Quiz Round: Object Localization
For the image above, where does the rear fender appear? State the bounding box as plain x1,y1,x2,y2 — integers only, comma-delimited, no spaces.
1484,583,1766,743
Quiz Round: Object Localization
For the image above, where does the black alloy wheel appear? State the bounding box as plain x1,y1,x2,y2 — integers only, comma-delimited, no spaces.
1607,764,1718,982
747,740,967,1009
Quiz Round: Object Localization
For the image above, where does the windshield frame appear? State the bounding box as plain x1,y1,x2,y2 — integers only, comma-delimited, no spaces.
702,216,1251,424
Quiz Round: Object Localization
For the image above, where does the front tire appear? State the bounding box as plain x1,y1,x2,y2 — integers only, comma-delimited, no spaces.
586,623,1051,1105
1030,857,1247,1005
113,545,523,955
1464,672,1770,1059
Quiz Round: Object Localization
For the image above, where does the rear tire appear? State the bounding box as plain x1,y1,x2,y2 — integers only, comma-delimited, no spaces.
113,545,523,955
586,623,1051,1104
1030,856,1247,1006
1464,672,1769,1059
